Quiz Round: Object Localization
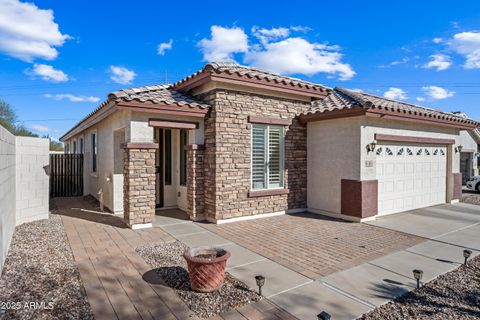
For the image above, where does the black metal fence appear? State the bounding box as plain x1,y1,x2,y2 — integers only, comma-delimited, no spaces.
49,154,84,197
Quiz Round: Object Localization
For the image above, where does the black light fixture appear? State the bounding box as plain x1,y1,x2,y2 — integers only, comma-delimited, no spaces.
255,275,265,296
413,269,423,289
317,311,331,320
455,145,464,153
463,249,472,265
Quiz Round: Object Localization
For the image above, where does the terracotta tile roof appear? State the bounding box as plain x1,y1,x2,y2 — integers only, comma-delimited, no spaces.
306,87,478,125
60,85,208,140
173,62,329,93
109,84,209,108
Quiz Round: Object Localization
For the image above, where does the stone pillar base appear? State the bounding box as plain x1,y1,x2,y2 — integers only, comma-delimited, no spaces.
186,144,205,221
122,143,158,229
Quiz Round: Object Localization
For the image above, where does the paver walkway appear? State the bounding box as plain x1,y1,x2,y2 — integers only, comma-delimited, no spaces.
202,212,423,279
57,197,294,320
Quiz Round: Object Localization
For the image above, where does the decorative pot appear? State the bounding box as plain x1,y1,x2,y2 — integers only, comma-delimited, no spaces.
183,246,231,293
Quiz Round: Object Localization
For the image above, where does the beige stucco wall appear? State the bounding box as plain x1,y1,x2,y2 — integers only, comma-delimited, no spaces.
307,117,362,214
66,110,131,213
64,110,204,214
458,130,479,177
307,116,464,215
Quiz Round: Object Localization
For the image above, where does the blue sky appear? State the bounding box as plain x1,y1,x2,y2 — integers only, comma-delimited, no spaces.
1,0,480,140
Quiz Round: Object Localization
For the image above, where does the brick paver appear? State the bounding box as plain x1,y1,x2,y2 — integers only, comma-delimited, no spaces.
202,213,424,279
57,197,293,320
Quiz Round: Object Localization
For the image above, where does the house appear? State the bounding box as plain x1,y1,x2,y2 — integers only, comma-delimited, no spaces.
453,112,480,184
60,62,479,229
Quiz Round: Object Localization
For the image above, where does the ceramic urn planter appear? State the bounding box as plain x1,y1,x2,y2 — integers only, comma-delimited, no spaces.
183,246,231,293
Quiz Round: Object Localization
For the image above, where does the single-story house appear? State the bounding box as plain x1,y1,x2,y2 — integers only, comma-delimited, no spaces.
60,62,480,229
453,112,480,184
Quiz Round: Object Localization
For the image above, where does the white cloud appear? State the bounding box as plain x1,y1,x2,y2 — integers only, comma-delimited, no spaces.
252,26,290,45
290,25,311,33
31,124,50,132
0,0,69,62
416,97,425,102
245,37,355,80
449,31,480,69
198,26,248,61
432,37,443,44
422,86,455,99
379,57,409,68
44,93,100,103
423,54,452,71
157,39,173,55
109,65,136,85
26,63,68,82
383,87,407,100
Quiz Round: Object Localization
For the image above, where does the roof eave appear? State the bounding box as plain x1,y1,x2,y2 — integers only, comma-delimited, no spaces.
173,70,329,100
300,107,479,130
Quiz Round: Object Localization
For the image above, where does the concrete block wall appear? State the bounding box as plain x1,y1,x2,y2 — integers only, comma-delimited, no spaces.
0,125,16,275
15,136,49,225
0,126,49,275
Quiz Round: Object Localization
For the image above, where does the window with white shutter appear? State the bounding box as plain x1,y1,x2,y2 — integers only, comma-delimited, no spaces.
251,124,284,190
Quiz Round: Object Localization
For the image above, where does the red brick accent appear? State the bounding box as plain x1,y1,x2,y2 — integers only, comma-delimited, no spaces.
375,134,455,145
123,148,156,227
341,179,378,219
187,144,205,220
453,172,463,200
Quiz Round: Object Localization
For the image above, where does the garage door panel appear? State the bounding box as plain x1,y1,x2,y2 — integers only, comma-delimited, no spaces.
377,144,447,216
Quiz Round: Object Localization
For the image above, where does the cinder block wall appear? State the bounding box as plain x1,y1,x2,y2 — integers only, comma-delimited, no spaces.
15,136,49,225
0,126,50,275
0,126,17,275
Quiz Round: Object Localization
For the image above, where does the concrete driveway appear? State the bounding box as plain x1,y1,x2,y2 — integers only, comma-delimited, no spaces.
366,202,480,250
155,203,480,320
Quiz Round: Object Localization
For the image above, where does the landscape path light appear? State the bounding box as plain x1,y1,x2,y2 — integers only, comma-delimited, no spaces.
317,311,331,320
255,275,265,296
413,269,423,289
463,249,472,265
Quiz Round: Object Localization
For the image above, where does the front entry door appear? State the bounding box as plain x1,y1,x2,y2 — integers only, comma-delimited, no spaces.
156,128,164,208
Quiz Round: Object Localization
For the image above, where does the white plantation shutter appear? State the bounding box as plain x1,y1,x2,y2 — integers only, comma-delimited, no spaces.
268,127,283,188
252,126,267,189
251,124,284,190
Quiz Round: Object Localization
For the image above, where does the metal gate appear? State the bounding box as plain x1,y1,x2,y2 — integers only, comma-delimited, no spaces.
49,154,84,197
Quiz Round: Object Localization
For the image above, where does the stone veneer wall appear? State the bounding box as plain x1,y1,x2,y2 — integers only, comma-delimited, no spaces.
186,144,205,220
200,89,310,221
123,147,156,227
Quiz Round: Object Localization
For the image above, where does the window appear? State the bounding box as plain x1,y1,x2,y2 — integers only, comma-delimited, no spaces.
376,147,383,156
79,138,84,154
251,124,285,190
65,143,69,154
164,129,172,185
91,133,97,172
73,141,77,154
179,129,187,186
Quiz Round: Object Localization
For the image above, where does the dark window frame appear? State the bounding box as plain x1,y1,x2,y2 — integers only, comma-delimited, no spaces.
91,133,97,172
179,129,187,186
164,129,172,185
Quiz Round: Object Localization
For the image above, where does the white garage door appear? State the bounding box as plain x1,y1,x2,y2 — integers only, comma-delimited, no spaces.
376,144,447,216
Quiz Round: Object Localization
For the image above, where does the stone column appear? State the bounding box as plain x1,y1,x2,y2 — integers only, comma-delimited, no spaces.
186,144,205,221
122,142,158,229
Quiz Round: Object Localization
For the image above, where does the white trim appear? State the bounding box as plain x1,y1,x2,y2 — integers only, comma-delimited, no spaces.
305,207,377,223
130,222,152,230
208,210,285,224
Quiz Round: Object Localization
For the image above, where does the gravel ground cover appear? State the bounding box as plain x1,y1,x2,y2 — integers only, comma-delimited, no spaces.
0,211,93,320
462,191,480,206
136,241,261,318
361,255,480,319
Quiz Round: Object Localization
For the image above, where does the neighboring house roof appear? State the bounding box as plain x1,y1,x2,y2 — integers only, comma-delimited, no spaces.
60,85,208,141
301,87,479,129
453,112,480,143
172,62,329,98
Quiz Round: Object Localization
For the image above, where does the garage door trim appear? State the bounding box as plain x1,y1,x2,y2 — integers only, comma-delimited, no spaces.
375,134,455,145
